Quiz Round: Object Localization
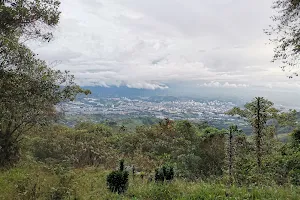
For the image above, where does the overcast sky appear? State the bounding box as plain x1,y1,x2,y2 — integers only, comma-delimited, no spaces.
29,0,300,92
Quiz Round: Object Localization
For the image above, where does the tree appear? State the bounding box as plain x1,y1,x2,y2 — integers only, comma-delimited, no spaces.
226,97,274,169
0,0,90,166
232,133,254,185
225,125,243,184
267,109,297,138
1,0,61,71
0,52,88,166
175,120,197,141
266,0,300,77
0,0,60,41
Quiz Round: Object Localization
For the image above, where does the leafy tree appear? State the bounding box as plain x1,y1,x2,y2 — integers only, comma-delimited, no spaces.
0,0,90,166
227,98,299,184
227,97,274,169
1,0,62,80
266,109,297,138
266,0,300,77
277,109,297,127
0,57,88,166
269,141,300,185
232,133,255,185
177,130,226,179
175,120,197,141
0,0,60,41
0,0,60,86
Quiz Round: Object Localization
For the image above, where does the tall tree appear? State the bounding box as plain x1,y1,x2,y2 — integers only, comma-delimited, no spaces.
225,125,243,185
0,0,90,166
227,97,274,169
0,46,89,166
266,0,300,77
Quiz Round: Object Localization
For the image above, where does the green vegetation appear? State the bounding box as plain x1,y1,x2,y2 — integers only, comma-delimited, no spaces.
0,0,89,168
1,0,300,199
0,161,300,199
0,0,92,197
1,96,299,199
266,0,300,76
226,97,296,169
0,112,299,199
107,160,129,194
155,165,175,182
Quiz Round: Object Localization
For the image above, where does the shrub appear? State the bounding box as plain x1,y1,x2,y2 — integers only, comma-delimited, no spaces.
31,129,119,168
289,169,300,186
106,160,129,194
155,165,174,182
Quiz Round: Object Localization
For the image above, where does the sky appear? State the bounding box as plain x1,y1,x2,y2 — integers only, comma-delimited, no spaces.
29,0,300,98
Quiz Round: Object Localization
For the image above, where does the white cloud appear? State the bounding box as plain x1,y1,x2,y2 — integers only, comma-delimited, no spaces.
126,82,168,90
28,0,300,91
199,81,249,88
263,82,300,90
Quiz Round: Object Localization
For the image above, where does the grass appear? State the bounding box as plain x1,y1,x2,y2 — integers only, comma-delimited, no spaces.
0,162,299,200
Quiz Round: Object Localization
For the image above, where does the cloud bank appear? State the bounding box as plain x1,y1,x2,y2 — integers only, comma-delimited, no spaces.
28,0,300,91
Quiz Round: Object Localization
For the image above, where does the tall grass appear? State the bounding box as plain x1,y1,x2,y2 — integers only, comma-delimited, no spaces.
1,163,299,200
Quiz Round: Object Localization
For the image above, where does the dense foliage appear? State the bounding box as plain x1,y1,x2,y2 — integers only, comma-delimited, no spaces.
0,0,89,167
19,107,300,187
0,109,299,199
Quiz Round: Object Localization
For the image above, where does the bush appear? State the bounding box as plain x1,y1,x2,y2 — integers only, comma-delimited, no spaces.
155,165,174,182
31,128,119,168
289,169,300,186
106,160,129,194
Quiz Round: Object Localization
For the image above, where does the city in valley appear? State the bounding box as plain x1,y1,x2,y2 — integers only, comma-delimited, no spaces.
63,96,236,120
61,96,251,132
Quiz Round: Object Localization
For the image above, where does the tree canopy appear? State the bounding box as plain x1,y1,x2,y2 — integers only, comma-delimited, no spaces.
267,0,300,77
0,0,60,41
0,0,90,166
